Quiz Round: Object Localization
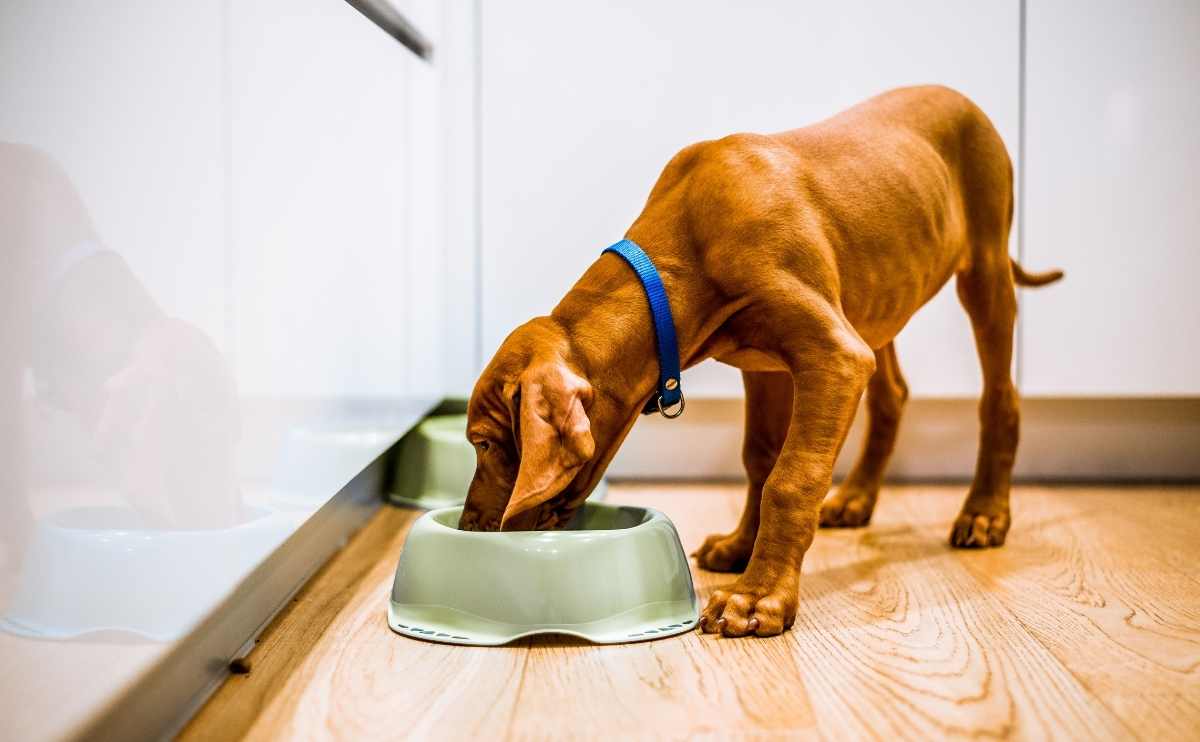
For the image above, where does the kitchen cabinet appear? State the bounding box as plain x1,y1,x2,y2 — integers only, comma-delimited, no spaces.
1022,0,1200,395
0,0,454,737
230,0,414,398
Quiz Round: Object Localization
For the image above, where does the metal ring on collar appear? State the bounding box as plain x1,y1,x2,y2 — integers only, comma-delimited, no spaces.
657,393,685,419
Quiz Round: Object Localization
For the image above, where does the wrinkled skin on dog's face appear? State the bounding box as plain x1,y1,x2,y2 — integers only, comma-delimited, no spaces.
458,319,608,532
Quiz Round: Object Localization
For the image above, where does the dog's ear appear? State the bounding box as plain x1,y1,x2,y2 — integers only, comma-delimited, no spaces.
500,363,595,529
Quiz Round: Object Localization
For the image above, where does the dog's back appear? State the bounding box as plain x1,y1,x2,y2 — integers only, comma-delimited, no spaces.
780,85,1015,339
631,85,1013,347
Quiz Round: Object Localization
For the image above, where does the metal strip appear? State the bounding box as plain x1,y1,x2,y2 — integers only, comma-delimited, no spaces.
344,0,433,60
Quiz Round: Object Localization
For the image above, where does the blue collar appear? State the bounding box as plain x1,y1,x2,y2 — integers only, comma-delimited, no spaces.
602,239,685,418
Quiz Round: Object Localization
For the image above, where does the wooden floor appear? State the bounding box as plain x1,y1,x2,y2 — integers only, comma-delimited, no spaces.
181,484,1200,741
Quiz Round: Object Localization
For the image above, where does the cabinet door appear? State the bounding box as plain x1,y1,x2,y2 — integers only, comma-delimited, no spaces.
0,2,223,738
230,0,414,399
1022,0,1200,395
480,1,1019,397
0,0,228,347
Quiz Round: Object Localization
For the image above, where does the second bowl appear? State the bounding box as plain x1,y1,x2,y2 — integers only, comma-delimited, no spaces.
389,414,607,508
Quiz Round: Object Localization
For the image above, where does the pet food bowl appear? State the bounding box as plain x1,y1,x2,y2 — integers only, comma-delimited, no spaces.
389,414,608,509
1,505,305,641
388,502,699,645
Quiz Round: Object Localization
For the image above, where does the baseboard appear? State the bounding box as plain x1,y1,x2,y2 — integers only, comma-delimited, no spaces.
607,397,1200,482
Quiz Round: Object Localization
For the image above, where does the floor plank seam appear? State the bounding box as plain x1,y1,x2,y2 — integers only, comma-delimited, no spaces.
502,641,534,742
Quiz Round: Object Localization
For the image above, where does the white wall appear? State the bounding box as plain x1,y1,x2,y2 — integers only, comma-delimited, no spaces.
479,0,1021,398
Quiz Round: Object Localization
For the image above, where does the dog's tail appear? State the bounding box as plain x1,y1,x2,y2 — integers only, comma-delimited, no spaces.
1010,257,1064,287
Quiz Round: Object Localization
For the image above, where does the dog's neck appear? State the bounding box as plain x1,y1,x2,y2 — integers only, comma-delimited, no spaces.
550,244,723,415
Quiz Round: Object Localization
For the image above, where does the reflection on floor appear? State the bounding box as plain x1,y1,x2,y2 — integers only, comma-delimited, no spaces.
181,483,1200,741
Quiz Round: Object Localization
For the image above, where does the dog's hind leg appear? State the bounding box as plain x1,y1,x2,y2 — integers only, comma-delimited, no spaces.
820,342,908,527
952,257,1019,547
694,370,792,572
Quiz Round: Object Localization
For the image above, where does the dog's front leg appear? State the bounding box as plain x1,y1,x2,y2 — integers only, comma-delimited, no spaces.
699,329,875,637
694,371,792,572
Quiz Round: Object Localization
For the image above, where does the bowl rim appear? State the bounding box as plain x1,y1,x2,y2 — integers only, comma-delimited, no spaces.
419,502,664,542
414,413,469,437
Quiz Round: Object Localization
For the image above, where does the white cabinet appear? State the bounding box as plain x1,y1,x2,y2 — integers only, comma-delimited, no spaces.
480,1,1020,397
1022,0,1200,396
0,0,229,348
0,1,449,736
230,0,415,398
405,36,446,403
437,0,483,394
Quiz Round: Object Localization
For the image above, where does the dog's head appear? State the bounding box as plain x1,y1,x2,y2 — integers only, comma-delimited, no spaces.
457,317,611,532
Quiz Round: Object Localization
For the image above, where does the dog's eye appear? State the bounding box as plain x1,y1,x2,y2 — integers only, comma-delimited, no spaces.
477,440,490,452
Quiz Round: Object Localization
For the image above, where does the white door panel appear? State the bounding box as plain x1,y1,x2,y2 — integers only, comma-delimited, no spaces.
0,1,445,736
407,52,445,401
230,0,412,397
0,0,228,347
1022,0,1200,395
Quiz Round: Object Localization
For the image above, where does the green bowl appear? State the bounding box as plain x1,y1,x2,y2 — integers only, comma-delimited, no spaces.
388,502,699,645
389,414,607,509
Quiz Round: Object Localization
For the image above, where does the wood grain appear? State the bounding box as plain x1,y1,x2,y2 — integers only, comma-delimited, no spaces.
181,484,1200,741
897,486,1200,739
507,488,816,741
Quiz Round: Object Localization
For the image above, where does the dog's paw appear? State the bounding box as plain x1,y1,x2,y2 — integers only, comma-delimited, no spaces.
692,532,753,573
949,509,1010,548
819,489,877,528
698,579,797,637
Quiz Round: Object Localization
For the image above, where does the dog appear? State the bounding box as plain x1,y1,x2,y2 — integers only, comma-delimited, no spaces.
458,86,1062,638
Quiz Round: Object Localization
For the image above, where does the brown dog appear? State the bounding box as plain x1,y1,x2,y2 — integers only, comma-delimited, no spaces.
458,86,1062,638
